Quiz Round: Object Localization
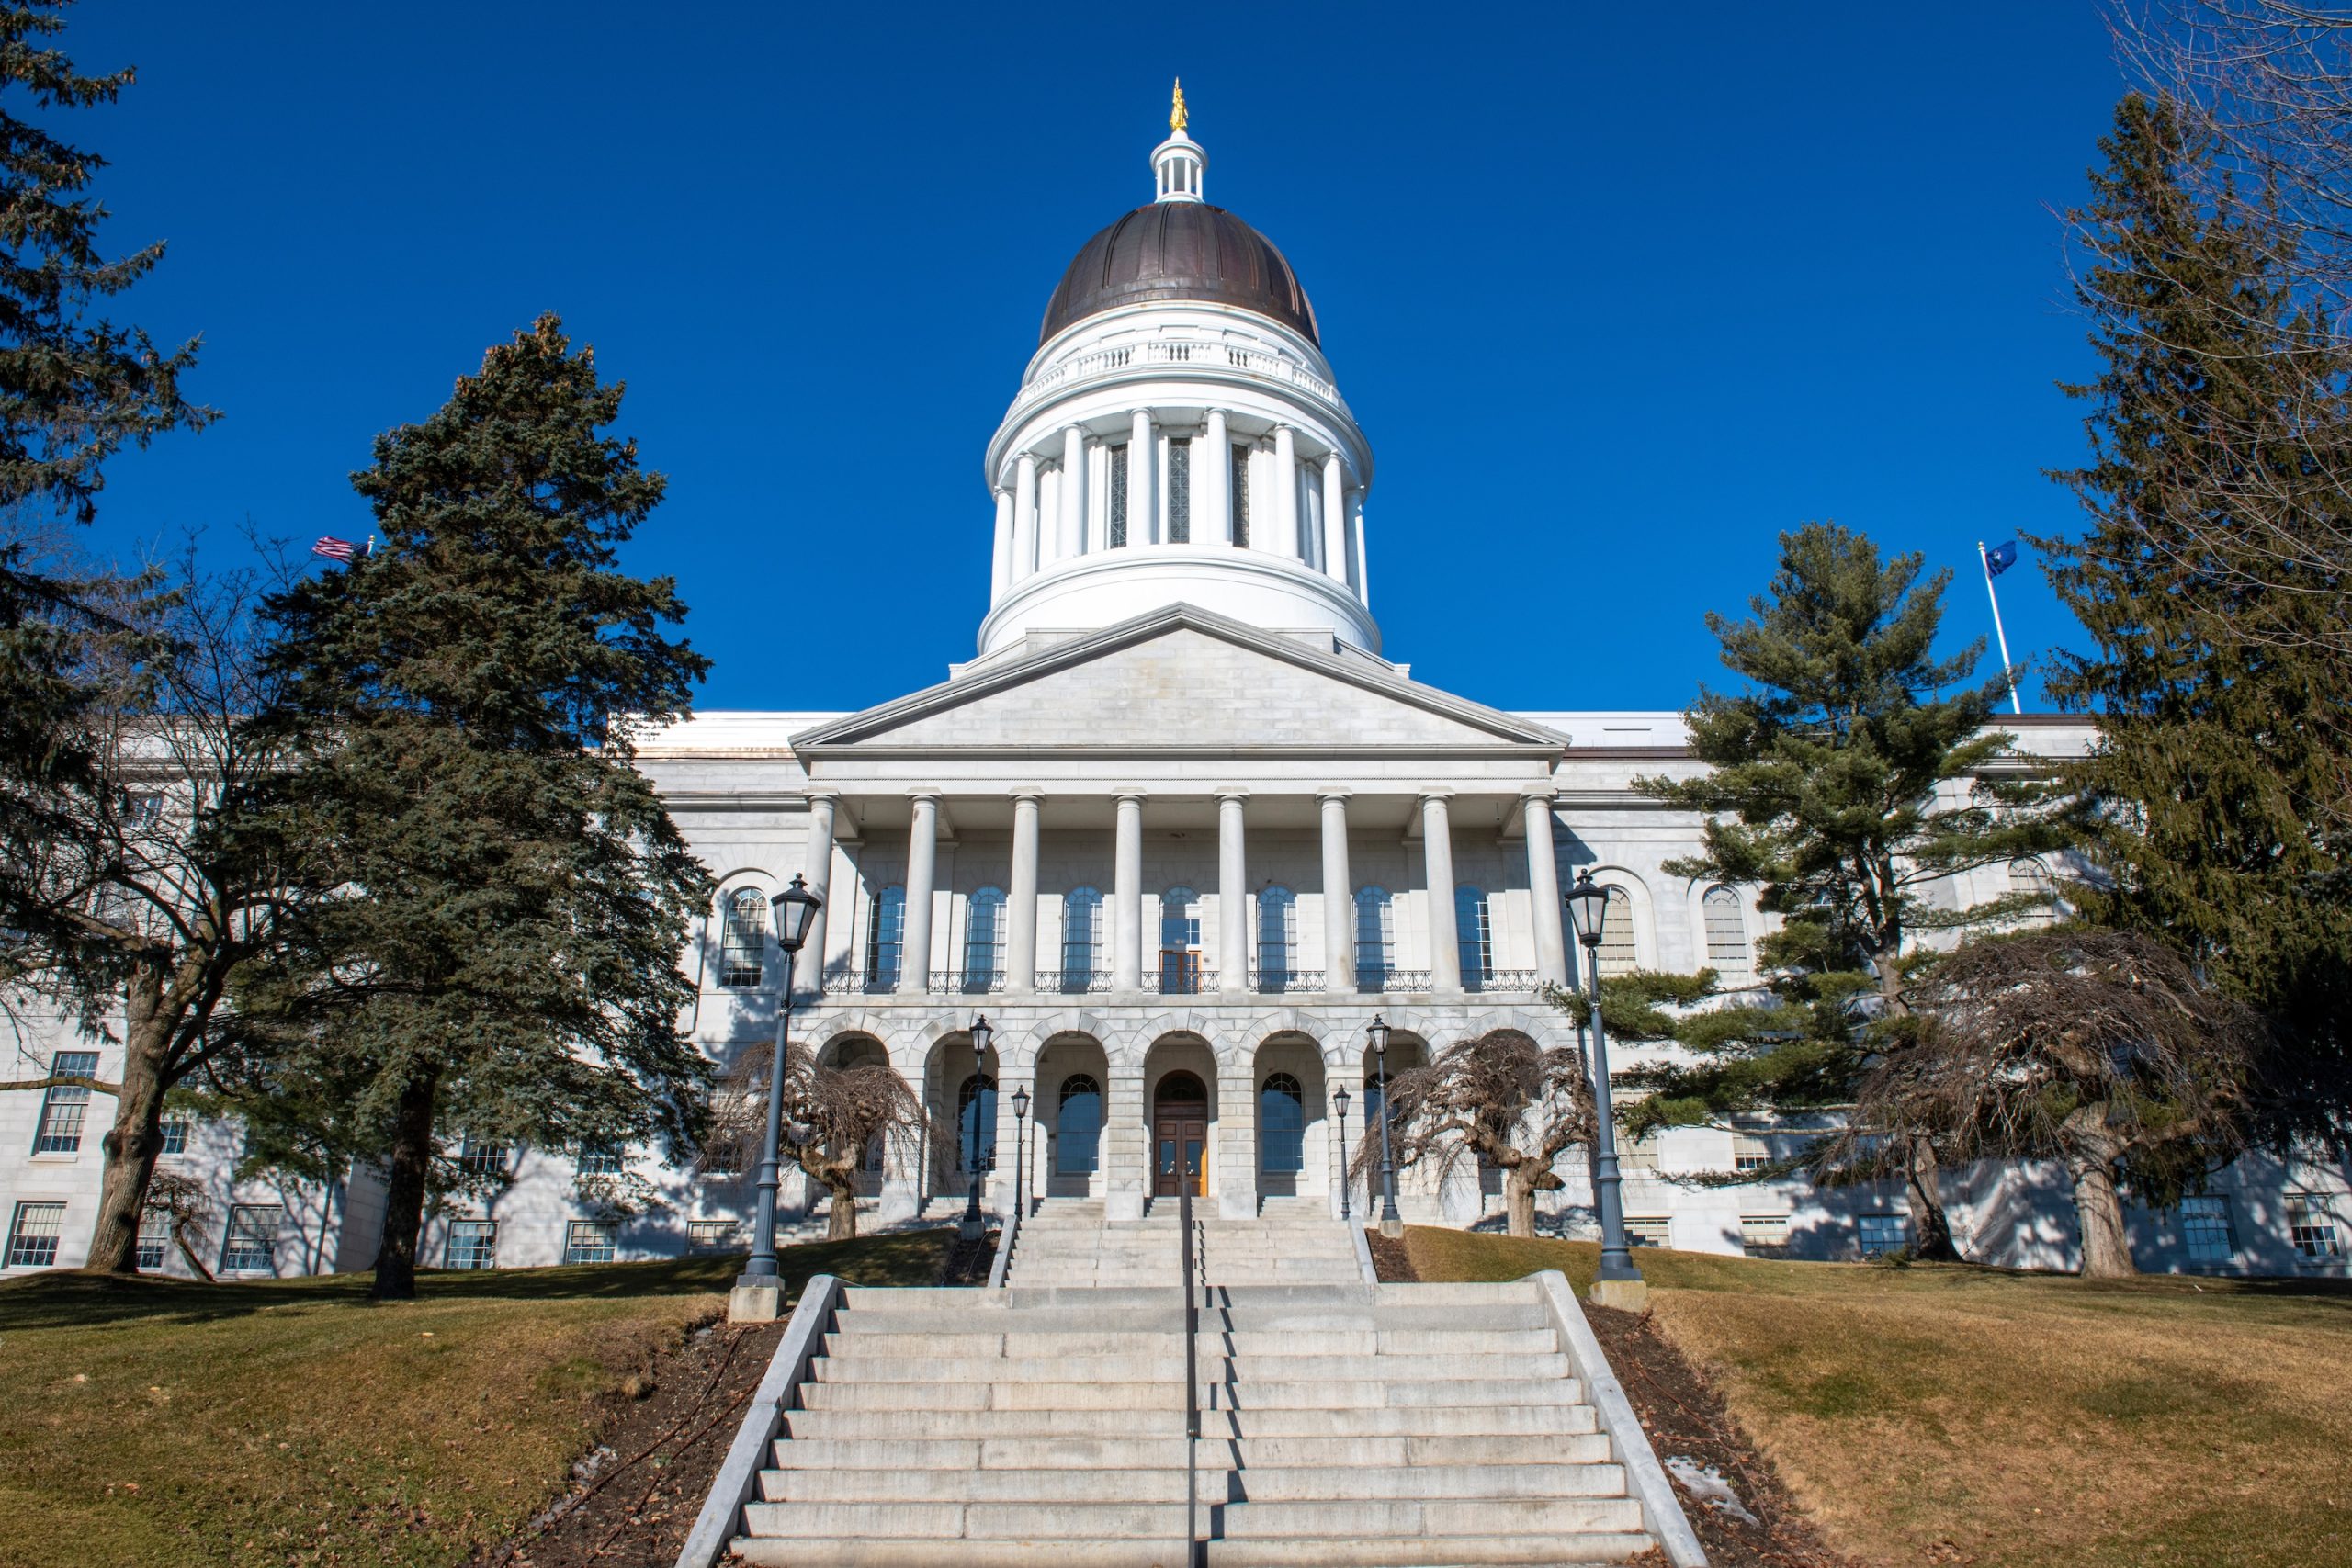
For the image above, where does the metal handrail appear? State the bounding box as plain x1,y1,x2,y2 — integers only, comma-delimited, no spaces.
1179,1154,1200,1565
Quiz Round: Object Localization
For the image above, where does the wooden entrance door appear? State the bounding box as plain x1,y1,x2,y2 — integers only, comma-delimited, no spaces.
1152,1069,1208,1198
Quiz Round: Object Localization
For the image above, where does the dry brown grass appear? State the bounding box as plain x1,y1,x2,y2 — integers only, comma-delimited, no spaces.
1404,1226,2352,1568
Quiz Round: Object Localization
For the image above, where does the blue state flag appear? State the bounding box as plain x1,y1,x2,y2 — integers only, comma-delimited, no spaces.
1984,540,2019,578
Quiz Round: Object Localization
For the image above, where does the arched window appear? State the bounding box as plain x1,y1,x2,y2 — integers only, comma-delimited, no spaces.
1597,886,1639,977
964,886,1005,990
1256,886,1297,987
1702,886,1749,978
865,886,905,989
1160,886,1203,993
718,887,767,988
1260,1072,1305,1175
1062,886,1104,989
1455,886,1493,986
2010,858,2058,919
957,1072,997,1173
1057,1074,1102,1174
1353,886,1395,990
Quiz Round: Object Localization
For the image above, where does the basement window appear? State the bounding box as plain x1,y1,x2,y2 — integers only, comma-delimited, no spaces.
2179,1195,2233,1265
220,1204,283,1273
1739,1213,1790,1251
2287,1198,2344,1261
1625,1216,1669,1248
564,1221,617,1266
1856,1213,1910,1258
447,1220,498,1271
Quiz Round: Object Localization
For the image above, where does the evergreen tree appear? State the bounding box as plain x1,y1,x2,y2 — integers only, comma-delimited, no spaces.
236,316,713,1299
1632,523,2075,1258
2036,92,2351,1142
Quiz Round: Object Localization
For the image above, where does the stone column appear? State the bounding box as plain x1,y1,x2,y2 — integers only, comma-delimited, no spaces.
1203,408,1232,546
1321,453,1348,581
1006,790,1043,992
1421,790,1462,993
1012,452,1038,578
1348,488,1368,597
1104,1062,1148,1222
989,487,1013,598
1271,424,1300,559
1217,790,1250,995
1129,411,1156,545
899,792,940,997
1218,1055,1258,1219
1521,790,1569,987
1112,791,1145,990
793,792,839,998
1059,423,1086,558
1318,790,1353,990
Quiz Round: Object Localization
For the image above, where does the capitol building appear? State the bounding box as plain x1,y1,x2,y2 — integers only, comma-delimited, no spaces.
4,102,2344,1283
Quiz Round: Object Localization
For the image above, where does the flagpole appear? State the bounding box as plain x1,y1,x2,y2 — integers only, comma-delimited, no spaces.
1977,540,2023,716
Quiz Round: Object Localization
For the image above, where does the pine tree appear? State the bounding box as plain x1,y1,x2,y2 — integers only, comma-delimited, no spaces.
2036,92,2351,1142
1632,523,2075,1258
236,316,713,1299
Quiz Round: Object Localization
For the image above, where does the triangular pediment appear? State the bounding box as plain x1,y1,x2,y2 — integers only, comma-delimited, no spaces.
792,605,1564,756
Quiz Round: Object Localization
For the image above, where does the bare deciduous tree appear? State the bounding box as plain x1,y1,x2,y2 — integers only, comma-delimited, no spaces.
1371,1030,1595,1239
1833,929,2267,1279
703,1042,926,1240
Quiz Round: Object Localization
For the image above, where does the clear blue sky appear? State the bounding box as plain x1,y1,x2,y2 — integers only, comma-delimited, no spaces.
58,2,2128,716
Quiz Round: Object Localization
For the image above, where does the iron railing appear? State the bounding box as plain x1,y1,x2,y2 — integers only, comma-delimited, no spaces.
1353,967,1434,993
1247,967,1327,994
925,969,1009,995
1464,969,1542,993
1035,968,1115,994
1154,963,1218,996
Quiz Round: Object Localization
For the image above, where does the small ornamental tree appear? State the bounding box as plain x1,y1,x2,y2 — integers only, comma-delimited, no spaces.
1375,1030,1596,1238
235,316,713,1299
702,1043,927,1241
1839,929,2267,1279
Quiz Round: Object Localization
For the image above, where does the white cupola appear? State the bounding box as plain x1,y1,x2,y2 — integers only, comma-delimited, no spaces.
976,91,1379,661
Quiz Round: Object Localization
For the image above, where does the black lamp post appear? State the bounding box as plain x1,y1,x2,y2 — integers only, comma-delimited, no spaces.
1367,1014,1402,1237
960,1014,995,1242
738,875,823,1295
1332,1085,1351,1222
1011,1083,1031,1224
1564,870,1643,1291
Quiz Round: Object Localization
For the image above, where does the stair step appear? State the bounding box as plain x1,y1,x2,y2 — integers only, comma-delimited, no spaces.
759,1467,1191,1505
772,1436,1213,1471
1215,1496,1647,1540
1204,1404,1597,1438
1204,1377,1582,1410
800,1380,1185,1411
1226,1462,1628,1502
785,1407,1191,1440
1200,1534,1658,1566
741,1499,1195,1540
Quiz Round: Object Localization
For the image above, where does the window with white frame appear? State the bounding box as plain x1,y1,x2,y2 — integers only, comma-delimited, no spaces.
687,1219,739,1250
1061,886,1104,986
1259,1072,1305,1176
1257,886,1297,984
1734,1132,1773,1173
577,1145,623,1177
2287,1196,2345,1260
1702,886,1749,978
1856,1213,1910,1257
717,887,767,988
1229,444,1251,547
6,1201,65,1267
32,1050,99,1153
2179,1194,2233,1264
458,1137,512,1178
160,1111,191,1156
1626,1216,1669,1247
1617,1134,1659,1174
866,885,905,988
1107,442,1129,548
1353,886,1395,989
1596,888,1639,977
220,1203,283,1272
1739,1213,1791,1250
1455,886,1493,984
447,1219,497,1270
1167,438,1191,542
2010,857,2058,912
964,887,1006,988
564,1220,618,1265
137,1206,171,1270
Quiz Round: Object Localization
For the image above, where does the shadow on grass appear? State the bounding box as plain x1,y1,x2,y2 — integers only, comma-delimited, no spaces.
0,1225,962,1332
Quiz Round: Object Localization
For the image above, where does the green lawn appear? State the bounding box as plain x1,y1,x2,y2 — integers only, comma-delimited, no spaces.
0,1228,958,1568
1405,1227,2352,1568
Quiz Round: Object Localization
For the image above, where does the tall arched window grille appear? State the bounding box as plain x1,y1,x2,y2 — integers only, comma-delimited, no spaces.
1257,886,1297,986
1057,1074,1102,1174
2010,858,2058,919
1353,886,1395,990
1702,886,1749,978
1455,886,1493,986
1062,886,1104,988
957,1073,997,1174
1160,886,1203,993
1597,886,1639,977
964,887,1006,990
1260,1072,1305,1175
865,886,905,989
718,887,768,989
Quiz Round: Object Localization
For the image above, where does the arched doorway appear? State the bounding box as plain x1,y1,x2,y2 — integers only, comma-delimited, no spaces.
1153,1069,1208,1198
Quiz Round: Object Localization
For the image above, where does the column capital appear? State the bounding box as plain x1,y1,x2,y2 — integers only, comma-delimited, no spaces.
1516,786,1558,805
1008,786,1048,804
1111,787,1149,805
1213,787,1251,805
1315,786,1353,804
1417,785,1457,803
803,788,842,807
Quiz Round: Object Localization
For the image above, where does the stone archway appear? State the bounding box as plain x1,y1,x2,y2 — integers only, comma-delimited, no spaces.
1034,1032,1111,1203
1358,1028,1433,1219
1141,1033,1219,1209
1252,1032,1328,1204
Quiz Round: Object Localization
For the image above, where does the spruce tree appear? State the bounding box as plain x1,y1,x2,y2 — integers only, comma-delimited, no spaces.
2037,92,2351,1141
1632,523,2075,1258
238,316,713,1299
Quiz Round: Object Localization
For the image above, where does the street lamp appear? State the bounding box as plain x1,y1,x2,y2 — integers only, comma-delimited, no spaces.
960,1014,995,1242
1565,870,1644,1298
1367,1014,1402,1238
1332,1085,1351,1222
1011,1083,1031,1225
735,875,823,1313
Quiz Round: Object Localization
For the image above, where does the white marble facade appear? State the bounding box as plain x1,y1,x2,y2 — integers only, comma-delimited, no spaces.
5,113,2346,1282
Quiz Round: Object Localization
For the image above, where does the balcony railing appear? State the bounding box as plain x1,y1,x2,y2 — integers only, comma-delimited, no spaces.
821,964,1544,999
1036,968,1114,995
1012,329,1344,419
926,969,1009,996
1248,967,1328,995
1353,967,1433,993
1154,961,1217,996
1464,969,1542,993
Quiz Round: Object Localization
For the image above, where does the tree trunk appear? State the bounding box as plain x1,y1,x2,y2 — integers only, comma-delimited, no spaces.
825,1175,860,1241
1503,1163,1539,1239
86,959,173,1275
371,1066,441,1300
1905,1134,1962,1261
2065,1127,2137,1279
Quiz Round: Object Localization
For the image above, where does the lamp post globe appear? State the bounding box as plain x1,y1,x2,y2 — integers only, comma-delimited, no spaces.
961,1015,995,1242
1332,1085,1351,1221
1366,1014,1402,1237
731,875,824,1321
1565,872,1644,1295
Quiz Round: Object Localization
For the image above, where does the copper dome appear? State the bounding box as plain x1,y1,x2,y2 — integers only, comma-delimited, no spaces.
1039,201,1318,347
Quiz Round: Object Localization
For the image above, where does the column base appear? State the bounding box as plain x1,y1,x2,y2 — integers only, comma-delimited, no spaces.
1105,1190,1145,1222
1588,1278,1650,1312
729,1277,784,1324
1218,1190,1258,1221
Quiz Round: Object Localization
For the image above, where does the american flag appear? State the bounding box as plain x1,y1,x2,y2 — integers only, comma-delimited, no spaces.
311,536,369,563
